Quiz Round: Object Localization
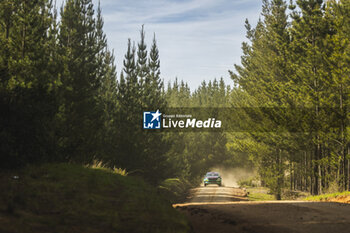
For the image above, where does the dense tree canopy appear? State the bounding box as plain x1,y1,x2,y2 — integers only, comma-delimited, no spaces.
1,0,350,195
231,0,350,197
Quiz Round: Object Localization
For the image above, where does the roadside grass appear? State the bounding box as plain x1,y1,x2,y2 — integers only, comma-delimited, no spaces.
305,191,350,203
158,178,193,203
86,160,128,176
246,187,275,201
282,189,309,200
0,163,191,233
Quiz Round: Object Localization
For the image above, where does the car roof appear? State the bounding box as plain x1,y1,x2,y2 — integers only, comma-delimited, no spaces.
206,172,219,176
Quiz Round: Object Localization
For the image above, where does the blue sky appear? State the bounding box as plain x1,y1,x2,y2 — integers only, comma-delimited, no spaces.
56,0,262,89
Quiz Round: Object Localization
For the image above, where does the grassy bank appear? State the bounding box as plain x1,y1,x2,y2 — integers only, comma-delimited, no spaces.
243,185,310,201
0,163,191,233
305,191,350,203
246,187,275,201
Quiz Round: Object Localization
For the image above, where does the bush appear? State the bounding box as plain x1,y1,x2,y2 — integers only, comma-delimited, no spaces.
238,177,259,187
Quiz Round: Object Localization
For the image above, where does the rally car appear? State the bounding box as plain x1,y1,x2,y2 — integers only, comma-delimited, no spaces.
203,172,222,186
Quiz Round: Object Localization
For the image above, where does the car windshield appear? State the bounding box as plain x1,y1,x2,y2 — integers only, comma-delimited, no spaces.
206,172,219,176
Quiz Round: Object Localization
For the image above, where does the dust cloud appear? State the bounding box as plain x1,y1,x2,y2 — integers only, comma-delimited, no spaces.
209,167,257,187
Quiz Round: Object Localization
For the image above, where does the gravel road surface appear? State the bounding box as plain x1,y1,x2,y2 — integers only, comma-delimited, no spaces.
175,185,350,233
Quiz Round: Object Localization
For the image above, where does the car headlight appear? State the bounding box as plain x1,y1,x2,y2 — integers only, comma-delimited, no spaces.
217,178,221,181
204,178,208,181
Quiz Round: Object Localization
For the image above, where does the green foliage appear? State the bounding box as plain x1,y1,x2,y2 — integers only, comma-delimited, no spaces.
231,0,350,197
3,0,350,206
0,0,59,168
238,177,259,187
305,191,350,202
114,27,169,184
163,78,235,184
57,0,103,163
158,178,193,203
246,187,275,201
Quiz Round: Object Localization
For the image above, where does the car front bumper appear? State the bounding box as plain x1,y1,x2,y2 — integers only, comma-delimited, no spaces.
204,179,221,185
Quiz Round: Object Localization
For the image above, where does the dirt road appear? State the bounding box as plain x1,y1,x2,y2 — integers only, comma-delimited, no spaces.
175,185,350,233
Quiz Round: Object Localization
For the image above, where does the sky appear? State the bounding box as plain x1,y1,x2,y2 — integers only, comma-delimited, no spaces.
56,0,262,89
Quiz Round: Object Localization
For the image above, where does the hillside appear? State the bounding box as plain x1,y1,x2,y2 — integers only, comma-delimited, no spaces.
0,163,191,233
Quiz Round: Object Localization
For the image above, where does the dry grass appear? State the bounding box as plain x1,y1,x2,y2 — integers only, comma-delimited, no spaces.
86,160,128,176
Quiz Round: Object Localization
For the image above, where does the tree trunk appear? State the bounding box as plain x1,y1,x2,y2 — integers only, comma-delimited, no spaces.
290,162,293,191
348,147,350,191
317,144,322,195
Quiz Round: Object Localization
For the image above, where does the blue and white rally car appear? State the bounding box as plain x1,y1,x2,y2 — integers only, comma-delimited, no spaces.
203,172,222,186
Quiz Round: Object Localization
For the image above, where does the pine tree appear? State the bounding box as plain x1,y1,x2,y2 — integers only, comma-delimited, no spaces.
137,25,148,88
115,38,144,170
124,39,138,94
326,0,350,190
94,2,118,163
290,0,333,194
230,0,294,199
147,33,164,110
0,0,59,167
95,1,108,80
58,0,103,163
